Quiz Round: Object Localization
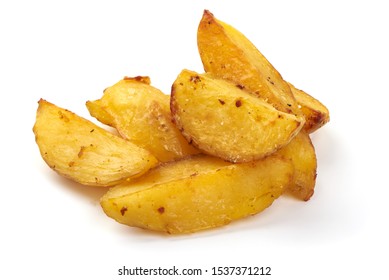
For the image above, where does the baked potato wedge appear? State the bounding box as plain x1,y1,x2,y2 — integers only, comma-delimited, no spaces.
276,132,317,201
33,99,158,187
101,154,293,234
197,10,300,116
170,70,304,163
288,83,330,133
87,77,199,162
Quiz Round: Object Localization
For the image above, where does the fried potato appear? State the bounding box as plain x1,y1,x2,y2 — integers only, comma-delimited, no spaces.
170,70,304,163
288,83,330,133
100,154,293,234
86,77,199,162
196,10,324,200
276,132,317,201
197,10,300,116
33,99,158,187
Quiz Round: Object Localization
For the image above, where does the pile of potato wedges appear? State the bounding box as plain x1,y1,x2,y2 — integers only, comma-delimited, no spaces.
34,10,329,234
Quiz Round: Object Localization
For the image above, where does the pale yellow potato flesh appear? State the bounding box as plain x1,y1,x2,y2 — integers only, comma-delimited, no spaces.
288,83,330,134
33,99,158,187
170,70,304,163
86,77,199,162
276,132,317,201
197,10,301,116
101,154,293,234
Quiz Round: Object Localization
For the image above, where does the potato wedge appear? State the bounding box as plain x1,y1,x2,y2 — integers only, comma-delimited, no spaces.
276,132,317,201
197,10,300,116
101,154,293,234
288,83,330,133
33,99,158,187
87,77,199,162
171,70,304,163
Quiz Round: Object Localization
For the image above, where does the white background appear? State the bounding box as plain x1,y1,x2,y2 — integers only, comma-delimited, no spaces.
1,0,388,279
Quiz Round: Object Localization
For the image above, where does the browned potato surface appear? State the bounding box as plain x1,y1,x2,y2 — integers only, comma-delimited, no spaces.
288,83,330,133
101,154,293,234
33,99,158,186
197,10,300,116
171,70,304,163
34,9,329,234
87,77,199,162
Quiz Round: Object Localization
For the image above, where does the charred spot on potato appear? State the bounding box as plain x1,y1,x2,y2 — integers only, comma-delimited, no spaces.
267,77,275,85
157,207,165,214
311,112,325,126
236,84,245,90
58,111,69,122
68,161,75,167
133,76,144,81
190,75,201,84
123,76,150,84
159,123,168,132
254,90,264,99
90,129,94,133
235,99,242,107
120,206,128,216
78,146,86,158
218,99,225,105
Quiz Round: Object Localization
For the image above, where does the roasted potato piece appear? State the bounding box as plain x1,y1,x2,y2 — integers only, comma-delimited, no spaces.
171,70,304,163
197,10,301,116
101,154,293,234
87,77,199,162
288,83,330,133
33,99,158,187
197,10,325,199
276,132,317,201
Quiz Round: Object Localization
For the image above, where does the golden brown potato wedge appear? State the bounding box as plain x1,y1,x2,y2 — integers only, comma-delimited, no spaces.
197,10,300,115
33,99,158,187
288,83,330,133
86,77,199,162
276,132,317,201
171,70,304,163
196,10,325,200
101,154,293,234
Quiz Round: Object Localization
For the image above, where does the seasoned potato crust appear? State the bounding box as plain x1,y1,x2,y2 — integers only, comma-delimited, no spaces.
34,99,158,186
171,70,304,162
101,154,293,233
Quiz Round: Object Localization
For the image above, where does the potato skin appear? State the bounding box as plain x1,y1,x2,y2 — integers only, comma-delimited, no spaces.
87,77,199,162
197,10,329,135
101,154,293,234
33,99,158,186
288,83,330,134
196,10,327,201
170,70,304,163
276,132,317,201
197,10,300,116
